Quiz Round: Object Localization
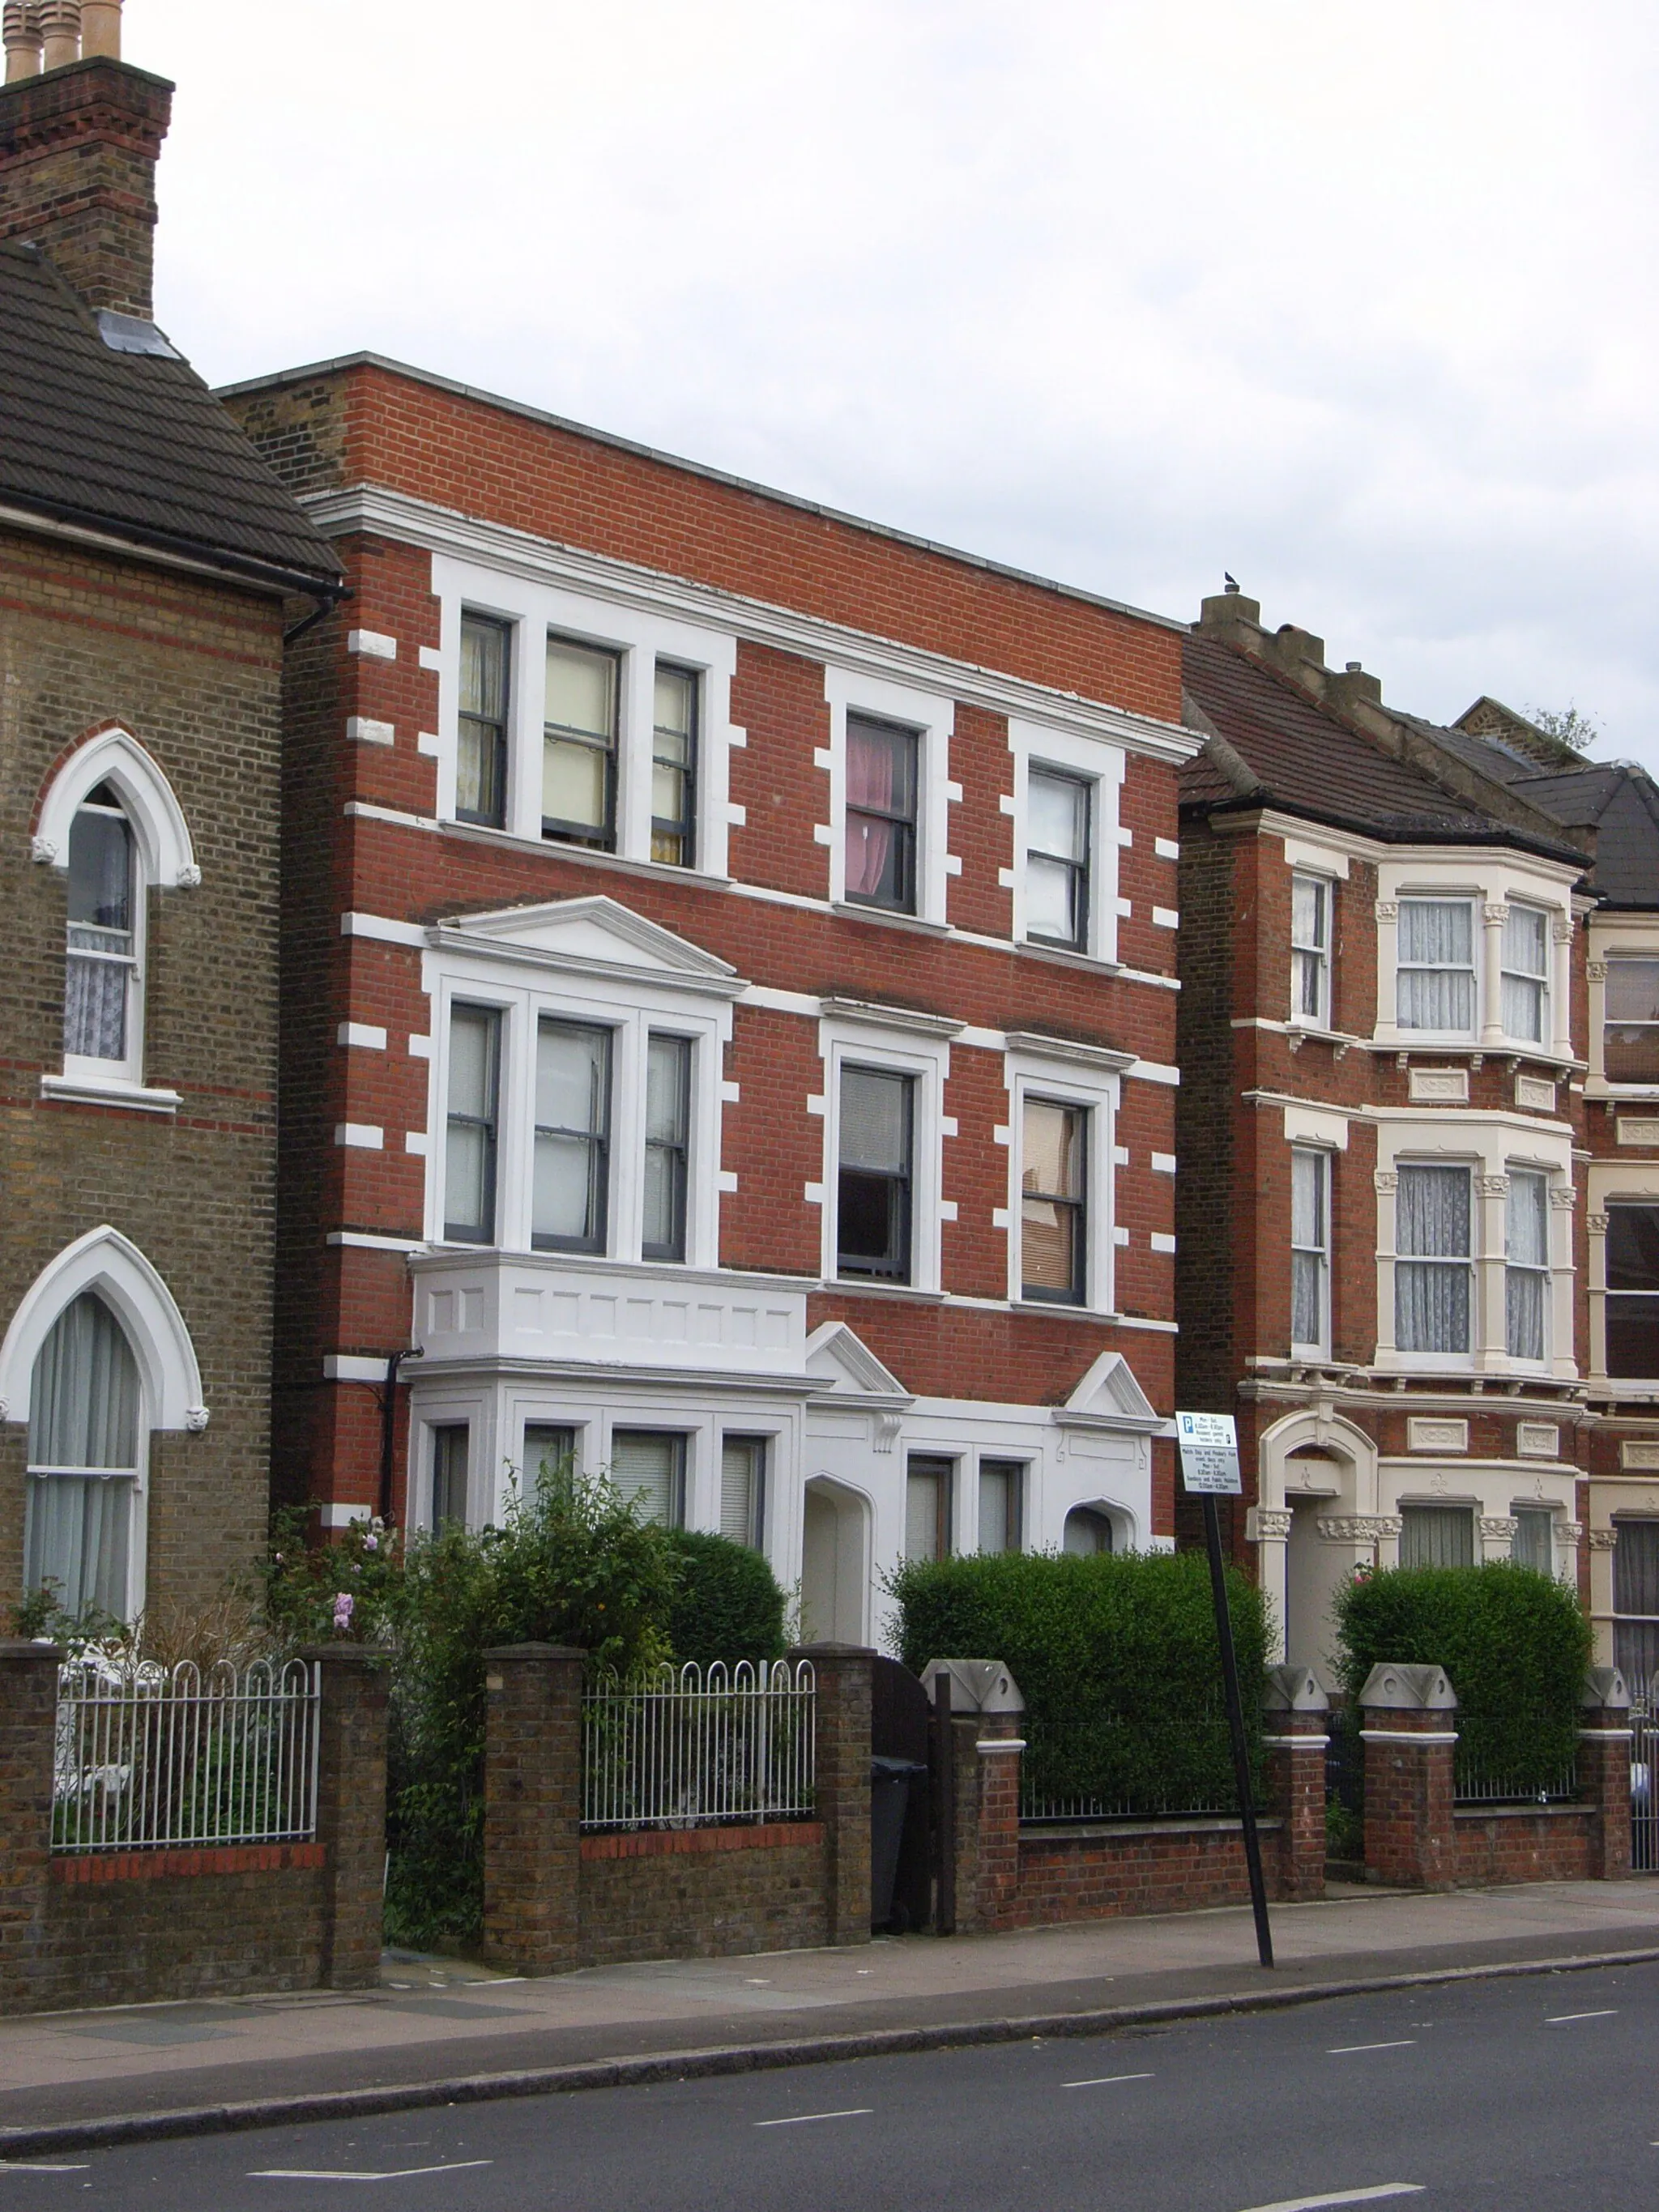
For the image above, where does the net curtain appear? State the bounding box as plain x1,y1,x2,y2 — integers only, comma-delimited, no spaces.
23,1291,140,1618
845,720,897,899
1397,900,1474,1030
1394,1164,1471,1353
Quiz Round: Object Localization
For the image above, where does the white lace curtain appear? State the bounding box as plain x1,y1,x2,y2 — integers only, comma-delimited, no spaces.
1290,1149,1326,1345
1505,1171,1549,1361
1397,900,1474,1031
1395,1164,1471,1353
23,1292,139,1619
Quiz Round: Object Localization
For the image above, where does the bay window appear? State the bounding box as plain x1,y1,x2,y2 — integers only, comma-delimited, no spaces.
1504,1170,1550,1361
1290,875,1331,1028
1500,905,1549,1043
1606,1204,1659,1379
1613,1520,1659,1692
837,1066,914,1281
1400,1503,1474,1569
444,1005,500,1243
543,637,619,850
65,787,138,1072
1025,769,1090,950
23,1291,139,1620
458,613,510,829
642,1034,691,1263
533,1019,611,1253
1511,1507,1555,1574
845,714,919,914
651,664,697,867
1397,899,1476,1034
1021,1098,1086,1304
1395,1163,1472,1354
429,1424,469,1528
1605,958,1659,1085
1290,1147,1330,1353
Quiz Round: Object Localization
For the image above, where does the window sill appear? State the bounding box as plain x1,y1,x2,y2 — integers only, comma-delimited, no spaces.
830,901,949,940
40,1073,181,1115
1374,1037,1583,1073
1016,940,1125,979
825,1279,946,1305
438,816,732,893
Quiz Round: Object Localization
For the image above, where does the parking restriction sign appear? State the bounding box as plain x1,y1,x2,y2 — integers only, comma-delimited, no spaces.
1176,1410,1242,1495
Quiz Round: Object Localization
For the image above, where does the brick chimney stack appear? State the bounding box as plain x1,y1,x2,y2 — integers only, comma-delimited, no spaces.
0,1,173,321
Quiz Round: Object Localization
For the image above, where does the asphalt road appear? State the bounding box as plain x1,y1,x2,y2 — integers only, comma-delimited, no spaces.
4,1962,1657,2212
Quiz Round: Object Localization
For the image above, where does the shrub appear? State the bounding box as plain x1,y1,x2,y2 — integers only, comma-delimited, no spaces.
888,1549,1267,1815
1333,1562,1593,1793
662,1530,787,1667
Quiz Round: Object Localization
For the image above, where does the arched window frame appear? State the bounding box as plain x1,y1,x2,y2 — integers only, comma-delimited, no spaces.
31,727,198,1108
0,1229,208,1622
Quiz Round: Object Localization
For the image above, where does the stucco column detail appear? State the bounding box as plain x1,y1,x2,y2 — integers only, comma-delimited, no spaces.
1247,1507,1293,1664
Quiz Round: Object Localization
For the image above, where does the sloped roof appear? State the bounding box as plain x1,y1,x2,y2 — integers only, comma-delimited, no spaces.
0,239,340,591
1435,712,1659,910
1181,633,1500,839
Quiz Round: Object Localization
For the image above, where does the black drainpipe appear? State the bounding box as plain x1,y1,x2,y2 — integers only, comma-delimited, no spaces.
377,1347,424,1524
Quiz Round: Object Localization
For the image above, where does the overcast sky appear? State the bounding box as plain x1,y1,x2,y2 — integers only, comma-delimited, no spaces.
144,0,1657,770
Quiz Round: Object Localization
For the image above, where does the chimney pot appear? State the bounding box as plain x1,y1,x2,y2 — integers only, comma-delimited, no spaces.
79,0,117,56
2,2,42,81
38,0,77,70
1346,661,1362,674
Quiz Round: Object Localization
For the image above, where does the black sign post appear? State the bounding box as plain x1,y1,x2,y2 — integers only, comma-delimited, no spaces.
1177,1411,1273,1971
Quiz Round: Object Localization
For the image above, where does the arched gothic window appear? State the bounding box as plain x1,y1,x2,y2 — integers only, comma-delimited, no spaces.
64,785,140,1076
23,1291,142,1620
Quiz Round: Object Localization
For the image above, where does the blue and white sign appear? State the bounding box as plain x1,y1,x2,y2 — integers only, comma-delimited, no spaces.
1176,1410,1242,1496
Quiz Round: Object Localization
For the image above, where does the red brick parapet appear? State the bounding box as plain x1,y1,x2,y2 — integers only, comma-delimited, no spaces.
1360,1662,1459,1890
52,1842,325,1883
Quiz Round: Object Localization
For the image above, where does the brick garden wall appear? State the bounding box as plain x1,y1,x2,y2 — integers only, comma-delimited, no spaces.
578,1822,828,1966
1452,1807,1593,1887
1011,1816,1289,1925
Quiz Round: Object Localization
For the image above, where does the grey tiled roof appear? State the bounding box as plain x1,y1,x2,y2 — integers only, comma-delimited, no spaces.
0,240,340,590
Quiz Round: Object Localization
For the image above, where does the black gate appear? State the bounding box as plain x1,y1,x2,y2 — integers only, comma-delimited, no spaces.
1633,1682,1658,1873
870,1655,932,1931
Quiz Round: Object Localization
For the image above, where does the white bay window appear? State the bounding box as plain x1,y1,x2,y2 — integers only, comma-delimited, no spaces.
1504,1169,1550,1362
1397,900,1476,1035
1395,1163,1473,1355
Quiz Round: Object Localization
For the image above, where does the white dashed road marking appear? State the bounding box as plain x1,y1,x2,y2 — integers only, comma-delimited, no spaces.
1232,2188,1425,2212
1326,2041,1416,2055
249,2163,493,2181
1061,2073,1155,2088
753,2109,872,2128
1546,2010,1617,2023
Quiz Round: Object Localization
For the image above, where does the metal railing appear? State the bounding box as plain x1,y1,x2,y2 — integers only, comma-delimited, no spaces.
1019,1713,1242,1825
1632,1679,1659,1873
53,1657,321,1853
1453,1714,1579,1806
581,1659,815,1832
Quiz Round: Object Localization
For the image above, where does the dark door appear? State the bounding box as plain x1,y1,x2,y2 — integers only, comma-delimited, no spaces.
870,1655,932,1931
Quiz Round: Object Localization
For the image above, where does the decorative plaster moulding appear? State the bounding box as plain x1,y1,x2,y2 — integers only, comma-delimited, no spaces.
1409,1067,1469,1105
1617,1119,1659,1147
1621,1441,1659,1471
1516,1422,1562,1459
1516,1073,1558,1112
1408,1417,1469,1454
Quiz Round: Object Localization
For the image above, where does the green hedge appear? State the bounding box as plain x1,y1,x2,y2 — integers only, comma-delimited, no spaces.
663,1529,787,1668
1333,1562,1592,1793
888,1549,1267,1815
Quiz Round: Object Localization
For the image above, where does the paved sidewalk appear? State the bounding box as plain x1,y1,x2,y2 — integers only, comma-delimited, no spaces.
2,1878,1657,2146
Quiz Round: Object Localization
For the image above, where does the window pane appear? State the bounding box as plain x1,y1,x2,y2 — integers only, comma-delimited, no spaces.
1501,974,1545,1042
1024,1100,1083,1199
1399,899,1473,965
1512,1508,1554,1574
537,1021,608,1135
1291,1254,1323,1346
446,1006,497,1241
67,808,131,930
1290,876,1326,950
1607,1298,1659,1379
611,1431,684,1527
1397,901,1475,1031
1606,957,1659,1075
1608,1205,1659,1292
64,947,128,1060
644,1034,690,1259
720,1437,765,1548
1400,1505,1474,1569
1292,946,1324,1022
545,639,616,737
1507,1171,1548,1267
1608,960,1659,1025
1026,853,1081,944
846,718,918,910
646,1035,689,1145
461,616,507,722
1506,1268,1546,1360
448,1007,496,1121
1397,1165,1470,1257
655,664,695,743
979,1460,1022,1554
847,716,916,820
430,1425,468,1528
840,1068,911,1172
1291,1149,1325,1250
1028,771,1088,861
523,1424,576,1481
1503,905,1548,979
1021,1196,1076,1293
906,1457,950,1562
1614,1519,1659,1618
28,1294,139,1471
542,734,609,831
23,1472,132,1617
535,1021,608,1247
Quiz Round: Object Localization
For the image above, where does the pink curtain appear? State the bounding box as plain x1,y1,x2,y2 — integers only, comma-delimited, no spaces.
846,722,894,897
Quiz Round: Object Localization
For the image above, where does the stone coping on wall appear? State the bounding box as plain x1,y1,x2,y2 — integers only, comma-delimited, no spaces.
580,1821,825,1862
1019,1815,1284,1843
50,1843,326,1885
1451,1804,1593,1823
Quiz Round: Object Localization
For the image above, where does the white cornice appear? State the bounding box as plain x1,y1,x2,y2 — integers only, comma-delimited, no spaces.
301,484,1202,767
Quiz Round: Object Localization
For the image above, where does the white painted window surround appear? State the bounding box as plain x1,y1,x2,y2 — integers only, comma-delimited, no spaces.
428,553,739,879
1002,1038,1127,1314
817,1008,957,1292
1373,855,1576,1061
421,898,739,1268
1007,718,1124,964
822,667,954,925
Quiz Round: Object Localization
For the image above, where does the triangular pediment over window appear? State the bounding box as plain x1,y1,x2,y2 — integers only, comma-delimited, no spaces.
1054,1349,1163,1433
804,1321,914,1409
428,896,746,997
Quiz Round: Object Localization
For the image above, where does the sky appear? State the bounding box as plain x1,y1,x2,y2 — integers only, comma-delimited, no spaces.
142,0,1659,770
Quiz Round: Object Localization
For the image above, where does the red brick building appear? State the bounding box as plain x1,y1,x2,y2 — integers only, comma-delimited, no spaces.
1175,587,1593,1668
216,356,1197,1640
